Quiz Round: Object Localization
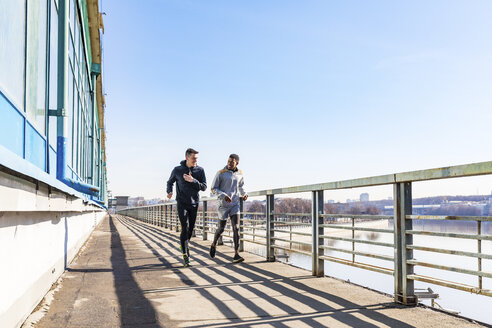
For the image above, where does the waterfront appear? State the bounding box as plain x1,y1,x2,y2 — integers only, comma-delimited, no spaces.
238,219,492,324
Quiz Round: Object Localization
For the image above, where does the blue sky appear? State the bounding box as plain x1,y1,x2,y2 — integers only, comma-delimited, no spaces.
103,0,492,201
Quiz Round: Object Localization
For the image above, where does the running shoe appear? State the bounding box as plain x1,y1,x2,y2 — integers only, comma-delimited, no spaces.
232,254,244,263
179,244,190,257
183,254,190,267
209,245,216,258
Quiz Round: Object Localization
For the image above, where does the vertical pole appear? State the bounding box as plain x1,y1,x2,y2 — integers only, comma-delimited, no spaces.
266,194,275,262
352,217,355,263
239,198,244,252
175,204,179,232
478,221,482,290
56,0,69,183
164,205,168,228
202,201,208,241
162,205,165,227
394,182,416,305
312,191,324,276
289,224,292,250
317,191,324,276
169,205,173,229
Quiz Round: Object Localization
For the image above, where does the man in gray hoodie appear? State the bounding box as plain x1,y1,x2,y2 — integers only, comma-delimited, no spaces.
210,154,248,263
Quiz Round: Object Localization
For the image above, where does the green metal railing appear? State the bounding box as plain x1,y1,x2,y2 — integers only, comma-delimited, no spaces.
117,160,492,305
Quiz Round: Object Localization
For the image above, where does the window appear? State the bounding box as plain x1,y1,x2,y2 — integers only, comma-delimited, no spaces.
49,0,58,147
0,1,26,110
26,0,48,134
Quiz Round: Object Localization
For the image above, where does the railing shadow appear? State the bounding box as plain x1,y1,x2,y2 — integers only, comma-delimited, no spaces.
118,215,416,328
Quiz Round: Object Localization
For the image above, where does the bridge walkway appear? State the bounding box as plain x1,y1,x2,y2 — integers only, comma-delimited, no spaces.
27,215,485,328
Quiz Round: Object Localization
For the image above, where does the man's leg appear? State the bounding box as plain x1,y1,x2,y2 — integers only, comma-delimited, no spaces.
177,203,188,255
209,219,226,258
187,205,198,242
212,220,226,246
230,214,240,254
230,214,244,263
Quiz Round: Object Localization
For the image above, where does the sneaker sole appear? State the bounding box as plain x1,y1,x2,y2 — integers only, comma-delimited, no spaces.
233,258,244,263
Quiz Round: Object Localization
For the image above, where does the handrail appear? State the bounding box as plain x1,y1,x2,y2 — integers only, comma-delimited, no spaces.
116,160,492,308
121,160,492,210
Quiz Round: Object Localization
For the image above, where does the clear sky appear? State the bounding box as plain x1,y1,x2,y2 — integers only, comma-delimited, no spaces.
102,0,492,202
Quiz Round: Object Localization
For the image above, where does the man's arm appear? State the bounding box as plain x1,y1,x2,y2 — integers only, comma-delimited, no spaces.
166,168,177,196
191,169,207,191
210,171,227,200
239,174,248,200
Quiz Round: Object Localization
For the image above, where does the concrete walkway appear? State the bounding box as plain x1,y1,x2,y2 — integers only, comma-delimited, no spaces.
27,215,486,328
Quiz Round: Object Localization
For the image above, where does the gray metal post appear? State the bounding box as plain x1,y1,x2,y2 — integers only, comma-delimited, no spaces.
312,190,324,277
266,194,275,262
175,205,179,232
164,205,168,228
202,201,208,241
394,182,416,305
239,198,244,252
169,205,173,230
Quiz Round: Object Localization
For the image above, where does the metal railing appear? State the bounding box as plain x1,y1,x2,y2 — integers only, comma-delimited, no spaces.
117,160,492,305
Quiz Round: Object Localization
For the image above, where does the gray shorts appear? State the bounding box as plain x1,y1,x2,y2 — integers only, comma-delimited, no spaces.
218,204,240,221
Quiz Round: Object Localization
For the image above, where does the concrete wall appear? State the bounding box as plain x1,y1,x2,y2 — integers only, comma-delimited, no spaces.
0,170,106,328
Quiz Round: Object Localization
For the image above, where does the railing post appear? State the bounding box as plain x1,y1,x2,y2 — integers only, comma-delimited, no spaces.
478,220,482,290
164,205,168,228
312,190,324,276
160,205,163,227
239,198,244,252
202,200,208,241
175,204,179,232
169,205,173,230
394,182,416,305
266,194,275,262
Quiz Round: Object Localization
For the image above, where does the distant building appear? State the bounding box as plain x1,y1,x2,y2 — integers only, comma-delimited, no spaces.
115,196,129,212
360,193,369,202
129,196,145,207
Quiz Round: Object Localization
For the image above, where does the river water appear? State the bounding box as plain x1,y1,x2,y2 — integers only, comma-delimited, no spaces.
239,219,492,325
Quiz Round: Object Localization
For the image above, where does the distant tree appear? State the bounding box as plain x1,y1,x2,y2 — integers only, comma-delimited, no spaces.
348,204,365,215
366,206,381,215
324,203,338,214
275,198,311,214
247,200,265,213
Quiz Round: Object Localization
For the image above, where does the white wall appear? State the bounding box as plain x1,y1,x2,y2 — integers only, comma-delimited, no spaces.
0,171,107,328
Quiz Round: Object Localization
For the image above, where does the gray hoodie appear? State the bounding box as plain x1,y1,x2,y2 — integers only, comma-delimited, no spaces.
211,166,246,207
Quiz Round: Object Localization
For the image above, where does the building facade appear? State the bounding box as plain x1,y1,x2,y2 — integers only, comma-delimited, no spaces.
0,0,107,204
0,1,108,327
